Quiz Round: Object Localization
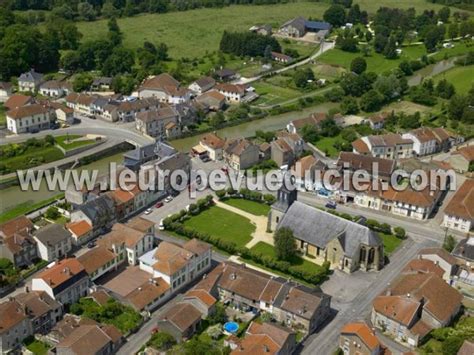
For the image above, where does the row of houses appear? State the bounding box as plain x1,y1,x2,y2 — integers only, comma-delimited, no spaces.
156,261,331,345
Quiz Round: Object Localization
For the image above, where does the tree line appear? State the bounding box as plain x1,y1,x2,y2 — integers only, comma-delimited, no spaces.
219,31,281,57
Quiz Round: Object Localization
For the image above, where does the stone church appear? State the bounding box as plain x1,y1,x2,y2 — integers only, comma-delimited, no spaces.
268,186,384,273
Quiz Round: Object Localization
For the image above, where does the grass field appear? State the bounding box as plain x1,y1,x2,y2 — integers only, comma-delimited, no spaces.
222,198,271,216
24,338,50,355
0,194,64,224
318,44,426,74
251,241,326,274
313,133,344,158
69,1,458,59
252,80,303,106
0,103,6,127
183,205,255,247
1,146,64,173
380,233,403,256
433,65,474,94
55,134,96,150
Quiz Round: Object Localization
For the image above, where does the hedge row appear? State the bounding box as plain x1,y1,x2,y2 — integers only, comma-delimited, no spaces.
216,188,276,204
163,195,329,285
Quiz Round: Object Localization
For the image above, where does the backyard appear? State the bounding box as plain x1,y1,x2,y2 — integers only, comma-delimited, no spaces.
222,198,271,217
183,205,255,247
23,337,50,355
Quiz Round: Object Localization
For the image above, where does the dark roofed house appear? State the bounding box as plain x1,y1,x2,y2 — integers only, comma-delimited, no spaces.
337,152,396,180
0,216,38,267
33,224,73,262
215,68,237,82
91,77,113,91
18,69,44,92
123,141,177,171
279,17,331,39
270,190,383,273
70,194,116,237
223,138,260,170
189,76,216,95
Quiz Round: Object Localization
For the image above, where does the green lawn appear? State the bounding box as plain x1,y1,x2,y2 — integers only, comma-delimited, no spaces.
251,241,325,274
183,206,255,247
24,338,50,355
433,65,474,94
380,233,403,256
252,80,304,106
222,198,271,216
318,44,426,74
0,193,64,224
0,146,64,174
313,133,344,158
0,103,6,127
55,135,96,150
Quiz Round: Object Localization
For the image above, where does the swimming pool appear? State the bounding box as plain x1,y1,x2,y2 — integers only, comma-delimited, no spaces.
223,321,239,334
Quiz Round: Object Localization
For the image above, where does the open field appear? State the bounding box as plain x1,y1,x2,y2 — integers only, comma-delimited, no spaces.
318,44,426,74
433,65,474,94
252,80,304,106
69,1,461,59
183,205,255,247
0,193,64,224
222,198,271,216
0,146,64,173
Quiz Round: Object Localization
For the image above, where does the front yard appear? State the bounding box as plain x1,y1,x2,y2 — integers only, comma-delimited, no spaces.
183,205,255,247
222,198,270,216
380,233,403,256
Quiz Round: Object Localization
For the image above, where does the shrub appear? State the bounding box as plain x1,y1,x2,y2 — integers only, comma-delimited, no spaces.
394,227,406,239
216,190,226,199
379,223,391,235
45,206,60,220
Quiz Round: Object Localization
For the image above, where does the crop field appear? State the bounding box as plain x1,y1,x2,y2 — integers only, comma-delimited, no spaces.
71,1,459,59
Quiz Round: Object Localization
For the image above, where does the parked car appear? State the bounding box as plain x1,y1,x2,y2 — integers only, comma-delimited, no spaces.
170,190,180,197
144,208,153,215
164,196,173,203
87,241,96,249
159,219,165,231
155,202,164,208
325,201,337,209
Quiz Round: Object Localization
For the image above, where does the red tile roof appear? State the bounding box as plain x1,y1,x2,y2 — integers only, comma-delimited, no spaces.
341,322,380,351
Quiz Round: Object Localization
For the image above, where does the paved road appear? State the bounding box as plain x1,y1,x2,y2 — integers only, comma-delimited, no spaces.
301,237,437,355
234,40,336,85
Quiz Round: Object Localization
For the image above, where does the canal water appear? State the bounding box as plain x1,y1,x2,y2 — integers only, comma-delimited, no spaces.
408,57,458,86
1,102,338,211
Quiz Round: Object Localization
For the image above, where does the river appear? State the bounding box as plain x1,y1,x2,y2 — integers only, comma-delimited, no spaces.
408,57,458,86
1,102,337,211
170,102,338,152
0,152,127,214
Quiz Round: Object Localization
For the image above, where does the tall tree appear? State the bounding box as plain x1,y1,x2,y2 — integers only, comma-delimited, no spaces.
323,4,346,27
274,227,297,261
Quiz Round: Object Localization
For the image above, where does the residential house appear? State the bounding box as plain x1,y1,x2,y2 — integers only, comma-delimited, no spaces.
286,113,326,134
79,222,154,281
276,131,305,157
417,248,458,282
124,277,171,313
366,112,388,130
449,145,474,173
47,102,74,124
271,138,295,168
259,142,272,161
135,105,180,139
227,321,296,355
371,271,462,347
0,299,33,353
195,90,226,111
156,302,203,342
352,133,413,159
18,69,43,92
291,155,327,192
66,220,93,246
56,323,122,355
339,321,383,355
0,216,38,267
214,68,236,82
188,76,216,95
4,94,34,110
70,194,117,237
452,236,474,266
65,93,97,116
216,83,246,103
337,152,396,181
213,262,331,333
279,17,331,39
32,258,90,305
442,179,473,233
14,290,63,334
112,97,160,122
272,197,384,273
458,340,474,355
6,103,53,134
109,188,136,220
0,82,13,98
355,181,442,220
223,138,260,170
39,80,72,97
199,132,226,161
91,77,113,91
139,239,212,292
402,127,452,157
271,52,293,64
138,73,191,103
123,141,177,171
249,24,272,36
33,224,73,262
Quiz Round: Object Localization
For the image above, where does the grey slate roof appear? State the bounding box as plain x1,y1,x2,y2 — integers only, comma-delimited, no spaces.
19,70,43,83
35,224,71,246
452,237,474,262
278,201,382,258
79,195,115,224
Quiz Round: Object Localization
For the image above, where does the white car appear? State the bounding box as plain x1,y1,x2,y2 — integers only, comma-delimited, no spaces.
164,196,173,203
144,208,153,215
159,219,165,231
